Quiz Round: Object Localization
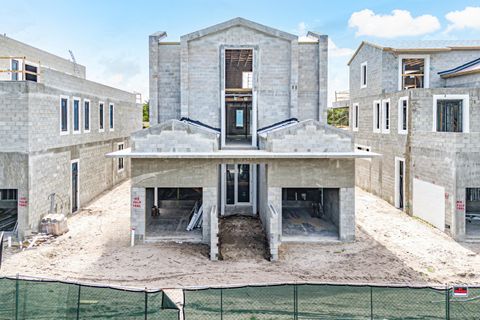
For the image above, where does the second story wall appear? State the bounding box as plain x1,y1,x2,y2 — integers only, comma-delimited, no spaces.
349,43,383,99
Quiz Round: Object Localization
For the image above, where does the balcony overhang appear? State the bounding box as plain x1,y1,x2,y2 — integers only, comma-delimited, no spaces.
106,148,379,160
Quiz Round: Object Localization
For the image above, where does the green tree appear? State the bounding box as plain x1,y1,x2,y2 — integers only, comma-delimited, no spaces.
328,107,349,128
143,101,149,128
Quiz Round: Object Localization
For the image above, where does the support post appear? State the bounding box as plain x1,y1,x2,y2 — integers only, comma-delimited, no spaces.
76,284,81,320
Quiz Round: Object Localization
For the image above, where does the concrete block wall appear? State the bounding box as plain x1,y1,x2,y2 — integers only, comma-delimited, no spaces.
349,44,384,99
0,82,30,152
132,120,219,153
339,187,355,241
260,120,353,153
0,35,86,79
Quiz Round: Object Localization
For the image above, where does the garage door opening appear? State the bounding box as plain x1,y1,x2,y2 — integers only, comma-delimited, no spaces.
466,188,480,237
282,188,339,241
0,189,18,232
145,188,203,241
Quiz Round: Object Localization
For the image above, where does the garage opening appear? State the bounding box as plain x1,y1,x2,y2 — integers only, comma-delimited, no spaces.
145,187,203,240
0,189,18,232
282,188,339,241
224,49,253,145
466,188,480,237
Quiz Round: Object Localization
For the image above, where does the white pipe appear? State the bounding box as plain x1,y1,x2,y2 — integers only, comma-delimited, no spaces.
8,236,12,248
130,228,135,247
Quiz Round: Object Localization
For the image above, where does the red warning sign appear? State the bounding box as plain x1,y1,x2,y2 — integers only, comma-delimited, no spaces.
453,286,468,297
132,196,142,208
456,201,465,211
18,197,28,207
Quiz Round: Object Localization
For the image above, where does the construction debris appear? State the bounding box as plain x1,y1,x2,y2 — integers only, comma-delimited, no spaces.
40,214,69,236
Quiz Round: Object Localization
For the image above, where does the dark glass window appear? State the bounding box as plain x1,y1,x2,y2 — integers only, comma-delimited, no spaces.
61,98,68,132
84,101,90,131
99,103,104,130
109,104,114,129
25,64,38,82
11,59,18,81
437,100,463,132
73,100,80,131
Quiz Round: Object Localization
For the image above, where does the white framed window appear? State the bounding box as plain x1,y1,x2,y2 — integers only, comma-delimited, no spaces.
360,61,367,88
11,59,19,81
242,72,253,89
432,94,469,133
99,102,105,132
84,99,90,133
398,54,430,91
117,142,125,172
72,97,81,134
60,96,69,135
109,103,114,131
352,103,359,131
398,97,408,134
381,99,390,133
372,100,381,133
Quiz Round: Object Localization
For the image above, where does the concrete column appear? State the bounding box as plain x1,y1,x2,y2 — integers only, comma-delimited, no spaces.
267,186,281,261
149,32,166,126
339,187,355,241
318,35,328,123
131,187,146,243
453,187,466,241
180,40,189,118
289,40,299,119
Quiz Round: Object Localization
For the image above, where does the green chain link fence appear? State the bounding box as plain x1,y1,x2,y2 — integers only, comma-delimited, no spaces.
0,277,180,319
184,283,480,319
1,278,479,319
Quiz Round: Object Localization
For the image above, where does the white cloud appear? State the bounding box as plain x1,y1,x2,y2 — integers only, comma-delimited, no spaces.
329,39,354,57
445,7,480,32
348,9,441,38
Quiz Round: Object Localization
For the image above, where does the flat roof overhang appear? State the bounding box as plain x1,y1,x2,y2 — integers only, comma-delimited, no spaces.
106,148,379,160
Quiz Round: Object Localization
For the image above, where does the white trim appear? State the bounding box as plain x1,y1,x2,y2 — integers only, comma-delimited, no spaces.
117,142,125,172
59,96,70,135
352,103,359,131
83,99,91,133
72,97,81,134
70,159,80,213
381,99,390,134
432,94,470,133
372,100,381,133
398,97,408,134
394,157,406,210
98,101,105,132
398,54,430,91
360,61,367,89
109,103,115,132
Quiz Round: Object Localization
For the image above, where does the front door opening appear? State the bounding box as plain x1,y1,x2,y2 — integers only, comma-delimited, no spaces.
0,189,18,231
224,49,253,145
145,187,203,240
282,188,339,240
466,188,480,237
71,161,79,213
224,164,254,215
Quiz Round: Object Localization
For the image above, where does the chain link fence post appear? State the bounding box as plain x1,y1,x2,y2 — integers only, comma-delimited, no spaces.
15,274,19,320
76,284,81,320
445,284,450,320
144,288,148,320
370,286,373,320
294,283,298,320
220,287,223,320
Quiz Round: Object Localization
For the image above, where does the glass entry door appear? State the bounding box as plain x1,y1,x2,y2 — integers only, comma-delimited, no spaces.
225,164,251,205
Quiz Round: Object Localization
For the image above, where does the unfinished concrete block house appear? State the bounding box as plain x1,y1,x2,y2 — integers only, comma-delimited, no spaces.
348,40,480,241
0,35,142,238
109,18,373,260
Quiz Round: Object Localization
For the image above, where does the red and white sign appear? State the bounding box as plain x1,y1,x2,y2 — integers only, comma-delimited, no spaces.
18,197,28,207
453,286,468,297
132,196,142,208
456,201,465,211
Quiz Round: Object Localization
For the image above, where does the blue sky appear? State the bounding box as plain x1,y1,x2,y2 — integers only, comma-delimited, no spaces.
2,0,480,104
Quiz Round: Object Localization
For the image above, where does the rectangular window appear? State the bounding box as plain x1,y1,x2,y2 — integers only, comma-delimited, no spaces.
242,71,253,89
25,64,38,82
373,100,381,133
398,97,408,134
60,97,69,134
352,103,359,131
73,98,80,133
109,103,114,130
11,59,19,81
436,99,463,132
382,99,390,133
99,102,104,132
360,62,367,88
84,100,90,132
118,143,124,171
399,56,429,90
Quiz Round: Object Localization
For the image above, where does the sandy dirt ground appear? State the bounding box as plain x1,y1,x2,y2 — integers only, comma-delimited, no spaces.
1,180,479,290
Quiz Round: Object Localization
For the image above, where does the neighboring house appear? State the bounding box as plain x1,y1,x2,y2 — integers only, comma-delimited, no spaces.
348,40,480,241
0,35,142,238
108,18,374,261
